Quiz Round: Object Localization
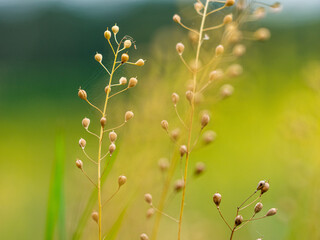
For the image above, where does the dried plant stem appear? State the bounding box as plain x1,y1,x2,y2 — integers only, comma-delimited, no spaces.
174,106,188,129
239,195,261,211
102,187,120,207
152,205,179,223
178,1,209,239
230,226,236,240
217,207,232,231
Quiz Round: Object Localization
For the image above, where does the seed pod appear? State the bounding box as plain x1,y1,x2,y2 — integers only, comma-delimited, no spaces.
254,28,271,41
125,111,134,122
261,182,270,194
146,208,155,218
161,120,169,131
158,158,169,172
121,53,129,63
119,77,127,85
215,45,224,56
220,84,234,98
128,77,138,88
135,59,145,66
91,211,99,223
118,175,127,187
94,53,102,63
194,2,203,12
79,138,86,149
104,85,111,94
124,40,132,48
266,208,277,216
179,145,187,157
254,202,263,213
213,193,222,207
188,31,199,44
176,43,185,55
104,29,111,40
227,64,243,77
76,159,83,169
209,69,224,81
78,89,87,100
203,130,216,144
256,180,266,190
235,215,243,226
109,131,117,142
194,162,205,175
144,193,152,205
111,24,119,34
186,90,193,103
100,117,107,127
174,179,184,192
82,117,90,129
172,93,180,105
254,7,266,19
140,233,149,240
271,2,282,12
223,14,233,24
225,0,235,6
173,14,181,23
109,143,116,155
171,128,180,141
233,44,246,57
201,113,210,129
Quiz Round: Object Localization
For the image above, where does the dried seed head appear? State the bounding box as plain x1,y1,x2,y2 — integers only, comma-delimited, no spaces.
271,2,282,12
76,159,83,169
121,53,129,63
109,143,116,155
209,69,224,82
135,59,145,66
119,77,127,85
220,84,234,98
225,0,235,7
91,211,99,223
144,193,152,205
78,89,87,100
213,193,222,207
215,45,224,56
254,28,271,41
111,24,119,34
173,14,181,23
172,92,180,105
223,14,233,25
235,215,243,226
128,77,138,88
194,162,205,175
104,85,111,94
174,179,184,192
186,90,194,103
82,117,90,129
125,111,134,122
254,202,263,213
194,92,204,104
158,158,169,172
266,208,277,216
188,31,199,44
194,2,203,12
233,44,246,57
171,128,180,141
256,180,266,190
94,53,103,63
118,175,127,187
124,40,132,48
227,64,243,77
190,59,202,72
161,120,169,131
100,117,107,127
176,43,185,55
254,7,266,19
261,182,270,194
140,233,149,240
146,208,155,218
203,130,217,144
104,29,111,40
179,145,187,157
109,131,117,142
201,113,210,129
79,138,86,149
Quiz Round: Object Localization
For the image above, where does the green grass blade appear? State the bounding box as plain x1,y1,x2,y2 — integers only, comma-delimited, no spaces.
103,205,128,240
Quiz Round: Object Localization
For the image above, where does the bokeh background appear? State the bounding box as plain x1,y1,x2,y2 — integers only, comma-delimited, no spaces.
1,0,320,239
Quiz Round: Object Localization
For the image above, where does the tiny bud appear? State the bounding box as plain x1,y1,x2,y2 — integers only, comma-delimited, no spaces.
271,2,282,12
109,131,117,142
203,130,216,144
158,158,169,172
78,89,87,100
100,117,107,127
254,28,271,41
173,14,181,23
174,179,184,192
109,143,116,155
172,92,180,105
104,29,111,40
179,145,187,157
171,128,180,141
186,90,194,103
124,40,132,48
261,182,270,194
104,85,111,94
161,120,169,131
94,53,103,63
111,24,119,34
79,138,86,149
215,45,224,56
213,193,222,207
194,2,203,12
125,111,134,122
254,202,263,213
91,211,99,223
128,77,138,88
121,53,129,63
220,84,234,98
256,180,266,190
140,233,149,240
233,44,246,57
76,159,83,169
82,117,90,129
135,59,145,66
144,193,152,205
225,0,235,7
119,77,127,85
266,208,277,216
176,43,185,55
223,14,233,24
194,162,205,175
254,7,266,19
235,215,243,226
209,69,224,81
146,208,155,218
118,175,127,187
201,113,210,129
227,64,243,77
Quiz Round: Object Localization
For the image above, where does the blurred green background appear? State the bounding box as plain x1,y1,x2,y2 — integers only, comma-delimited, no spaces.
0,0,320,239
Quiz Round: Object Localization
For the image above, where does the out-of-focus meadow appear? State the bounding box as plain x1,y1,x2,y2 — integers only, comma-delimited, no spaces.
0,1,320,239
